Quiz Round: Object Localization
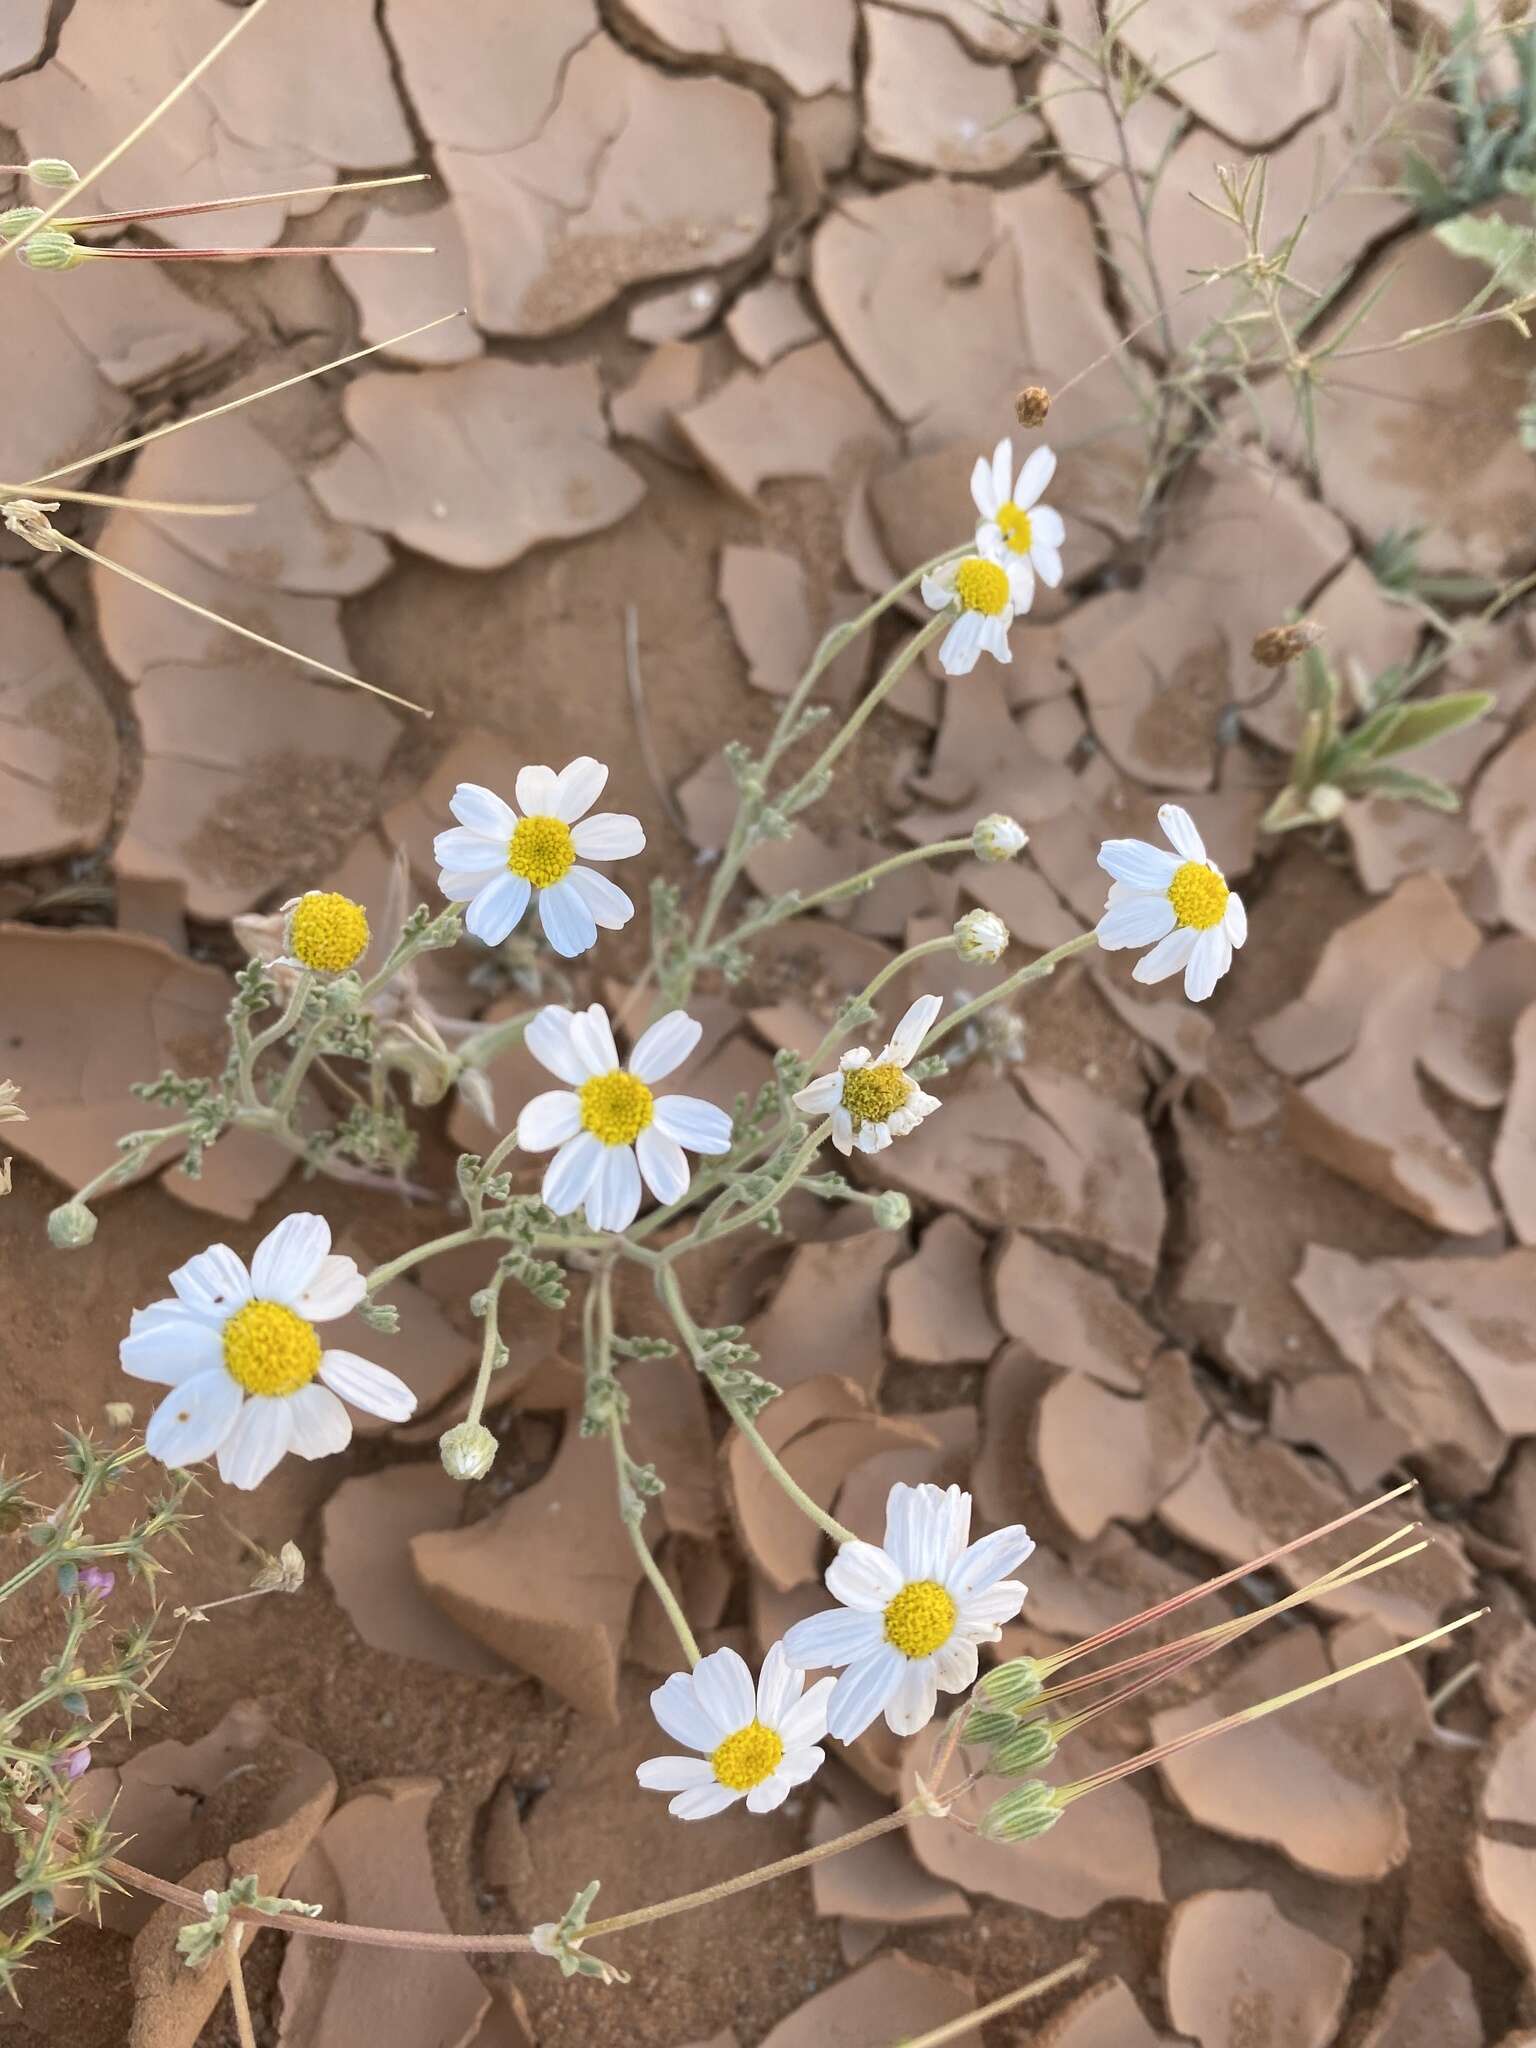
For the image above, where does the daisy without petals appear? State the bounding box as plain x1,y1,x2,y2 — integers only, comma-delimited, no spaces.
120,1214,416,1490
1096,803,1248,1003
518,1003,733,1232
782,1482,1034,1740
922,550,1035,678
971,436,1065,599
791,993,943,1156
637,1642,833,1819
433,757,644,959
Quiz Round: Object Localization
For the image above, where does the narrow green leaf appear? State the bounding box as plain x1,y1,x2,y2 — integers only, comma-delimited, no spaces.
1341,763,1463,810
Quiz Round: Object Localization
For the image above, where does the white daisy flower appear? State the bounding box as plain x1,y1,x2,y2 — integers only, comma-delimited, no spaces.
518,1003,733,1232
921,551,1035,678
969,437,1066,602
432,758,645,959
782,1482,1034,1741
1095,802,1248,1003
637,1642,834,1819
791,993,943,1157
119,1213,416,1490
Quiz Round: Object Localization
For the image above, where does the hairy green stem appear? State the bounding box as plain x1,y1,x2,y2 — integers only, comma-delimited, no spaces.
924,931,1098,1052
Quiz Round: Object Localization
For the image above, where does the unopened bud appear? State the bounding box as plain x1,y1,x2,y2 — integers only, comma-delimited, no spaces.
47,1201,97,1249
981,1780,1062,1842
103,1402,135,1431
27,159,79,187
1307,782,1347,821
440,1420,498,1482
0,206,44,237
1251,619,1323,669
1014,384,1051,427
955,908,1009,965
250,1540,306,1594
871,1190,911,1231
18,228,84,271
992,1719,1058,1775
961,1707,1016,1748
981,1657,1043,1710
972,813,1028,863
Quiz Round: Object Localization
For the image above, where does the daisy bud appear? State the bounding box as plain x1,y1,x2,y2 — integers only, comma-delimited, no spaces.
992,1719,1057,1775
1307,783,1347,821
972,813,1028,863
872,1190,911,1231
440,1420,498,1482
103,1402,135,1430
1014,384,1051,427
27,158,79,187
961,1707,1017,1748
0,206,43,237
981,1784,1063,1842
18,228,84,271
981,1657,1043,1710
47,1201,97,1249
955,908,1010,965
1251,619,1323,668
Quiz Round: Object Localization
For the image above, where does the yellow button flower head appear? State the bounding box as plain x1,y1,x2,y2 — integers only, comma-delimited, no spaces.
1095,803,1248,1003
282,891,369,974
637,1643,833,1820
792,993,943,1157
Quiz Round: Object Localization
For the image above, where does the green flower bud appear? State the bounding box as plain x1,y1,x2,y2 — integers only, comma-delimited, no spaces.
981,1657,1043,1710
972,813,1028,863
871,1190,911,1231
18,228,84,272
27,159,79,187
954,908,1009,965
961,1707,1016,1748
440,1421,497,1482
991,1719,1058,1775
980,1781,1062,1842
0,206,44,237
47,1201,98,1249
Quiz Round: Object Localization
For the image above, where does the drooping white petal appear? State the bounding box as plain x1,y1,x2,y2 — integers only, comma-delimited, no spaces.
285,1383,353,1459
991,435,1014,508
433,825,508,870
670,1782,742,1820
885,1658,940,1736
294,1255,367,1323
1184,925,1233,1002
525,1006,587,1086
781,1605,885,1671
169,1244,252,1320
826,1644,905,1742
216,1396,293,1490
775,1676,836,1750
650,1671,720,1752
885,992,942,1069
854,1120,891,1154
569,811,645,861
1015,443,1057,508
565,865,635,931
1004,554,1035,614
464,873,531,946
250,1212,330,1306
319,1349,417,1422
145,1370,243,1466
970,449,1001,520
537,876,598,958
542,1131,605,1215
1225,891,1248,948
636,1126,690,1204
957,1580,1029,1633
1096,892,1178,950
1031,543,1063,589
630,1009,702,1084
552,755,609,823
792,1073,843,1116
975,518,1005,558
931,1635,979,1694
691,1646,757,1736
586,1143,642,1232
1030,503,1065,547
636,1755,716,1792
745,1775,793,1814
1132,924,1199,986
830,1105,855,1155
1157,803,1207,863
1096,838,1182,890
449,783,517,837
120,1302,223,1384
947,1524,1034,1600
569,1003,620,1076
755,1642,800,1729
938,610,984,677
921,564,959,610
979,614,1013,665
651,1094,733,1155
517,1089,584,1152
436,864,506,902
514,764,559,816
825,1540,905,1612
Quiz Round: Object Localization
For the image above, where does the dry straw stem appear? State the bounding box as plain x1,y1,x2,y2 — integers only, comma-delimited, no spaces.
899,1954,1096,2048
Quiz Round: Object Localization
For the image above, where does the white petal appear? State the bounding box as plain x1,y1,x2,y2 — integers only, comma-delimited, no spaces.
890,1483,971,1579
827,1645,905,1743
938,612,983,677
1158,803,1207,863
691,1646,757,1736
437,864,505,902
1015,443,1057,508
250,1212,330,1305
1031,543,1063,589
433,825,508,870
830,1106,854,1155
825,1540,905,1612
991,436,1013,507
745,1775,792,1814
552,755,608,823
777,1677,836,1749
958,1580,1029,1631
980,614,1013,664
885,1659,940,1737
651,1094,733,1156
630,1010,702,1084
517,1089,584,1152
792,1073,842,1116
1133,924,1199,986
465,873,531,947
514,764,559,816
569,811,645,861
921,562,959,607
650,1672,718,1752
286,1383,353,1459
169,1244,252,1320
542,1131,605,1214
1096,838,1181,890
975,519,1005,557
586,1143,642,1232
449,783,517,837
885,992,942,1068
932,1636,979,1695
1030,503,1065,547
1184,926,1233,1003
569,1003,620,1077
755,1642,801,1729
636,1755,716,1793
776,1740,828,1787
525,1005,587,1086
855,1121,891,1155
636,1126,690,1204
1096,893,1178,950
1005,555,1035,613
319,1349,416,1422
947,1524,1034,1600
781,1606,885,1671
670,1782,742,1820
121,1302,223,1384
295,1255,366,1323
215,1396,293,1490
565,865,635,932
882,1481,928,1578
970,449,1001,519
145,1370,243,1466
537,876,598,958
1225,892,1248,948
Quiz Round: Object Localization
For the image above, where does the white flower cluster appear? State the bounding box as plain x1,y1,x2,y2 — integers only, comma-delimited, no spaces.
923,439,1065,677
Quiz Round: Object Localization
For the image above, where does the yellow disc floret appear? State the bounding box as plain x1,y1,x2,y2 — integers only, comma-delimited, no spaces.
507,815,576,888
952,556,1011,616
222,1300,322,1397
840,1061,912,1130
579,1069,655,1147
995,501,1033,555
710,1720,785,1792
288,891,369,973
883,1579,958,1660
1166,860,1230,932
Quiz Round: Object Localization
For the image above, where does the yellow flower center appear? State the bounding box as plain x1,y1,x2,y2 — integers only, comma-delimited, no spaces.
288,892,369,973
1166,860,1230,932
221,1300,321,1397
579,1070,654,1147
952,556,1011,616
710,1720,785,1792
995,501,1033,554
840,1062,912,1130
883,1580,958,1660
507,815,576,889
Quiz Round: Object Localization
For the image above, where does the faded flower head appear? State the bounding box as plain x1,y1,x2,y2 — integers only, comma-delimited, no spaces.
972,813,1027,863
1095,804,1247,1003
1014,384,1051,427
792,994,943,1158
1252,619,1324,669
637,1643,833,1819
955,908,1009,964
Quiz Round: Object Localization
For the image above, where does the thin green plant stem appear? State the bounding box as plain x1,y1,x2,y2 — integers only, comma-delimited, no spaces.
724,836,974,948
899,1954,1096,2048
923,931,1099,1052
460,1268,509,1437
778,612,949,816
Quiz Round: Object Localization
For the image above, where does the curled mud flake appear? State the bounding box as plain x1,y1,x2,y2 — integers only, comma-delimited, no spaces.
0,580,117,859
862,7,1039,177
1035,1977,1181,2048
886,1214,1001,1368
623,0,855,96
760,1953,973,2048
1163,1890,1352,2048
678,339,894,504
748,1232,903,1399
1357,1951,1481,2048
